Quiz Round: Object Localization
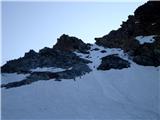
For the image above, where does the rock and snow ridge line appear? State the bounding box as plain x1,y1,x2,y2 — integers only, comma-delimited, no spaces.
1,44,132,89
2,35,159,88
1,33,159,74
1,52,160,119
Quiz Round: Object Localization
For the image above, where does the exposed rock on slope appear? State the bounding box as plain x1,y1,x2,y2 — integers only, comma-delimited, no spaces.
1,34,93,88
53,34,91,53
1,49,91,73
132,37,160,66
1,63,91,89
1,35,91,74
95,1,160,66
95,1,160,47
97,55,130,70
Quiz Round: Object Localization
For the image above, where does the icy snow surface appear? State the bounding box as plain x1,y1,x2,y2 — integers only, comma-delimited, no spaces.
135,35,156,45
1,44,160,120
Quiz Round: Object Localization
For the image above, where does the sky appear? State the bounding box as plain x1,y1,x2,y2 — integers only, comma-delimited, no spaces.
1,1,146,65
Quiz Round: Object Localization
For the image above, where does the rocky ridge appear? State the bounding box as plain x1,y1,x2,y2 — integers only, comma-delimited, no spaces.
1,35,91,74
95,1,160,66
1,34,93,88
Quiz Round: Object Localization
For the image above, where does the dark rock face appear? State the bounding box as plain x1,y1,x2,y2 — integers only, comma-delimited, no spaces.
95,1,160,47
95,1,160,66
95,15,139,49
1,34,93,88
1,47,91,73
132,36,160,66
134,1,160,35
97,55,130,70
53,34,91,53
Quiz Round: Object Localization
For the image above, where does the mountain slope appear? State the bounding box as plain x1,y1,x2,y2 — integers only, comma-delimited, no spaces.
1,44,160,119
1,1,160,120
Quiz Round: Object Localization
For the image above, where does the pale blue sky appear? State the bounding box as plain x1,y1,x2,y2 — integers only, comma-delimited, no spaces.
2,1,145,65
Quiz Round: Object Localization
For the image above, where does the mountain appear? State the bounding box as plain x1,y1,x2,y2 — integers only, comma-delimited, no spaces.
1,1,160,120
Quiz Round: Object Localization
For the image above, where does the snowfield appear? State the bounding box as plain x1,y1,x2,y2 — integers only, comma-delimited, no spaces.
1,44,160,120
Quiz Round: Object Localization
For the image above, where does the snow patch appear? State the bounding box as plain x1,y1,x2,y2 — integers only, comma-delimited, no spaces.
135,35,155,45
30,67,67,72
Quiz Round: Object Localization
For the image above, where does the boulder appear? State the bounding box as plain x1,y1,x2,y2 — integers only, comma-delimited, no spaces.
97,55,130,70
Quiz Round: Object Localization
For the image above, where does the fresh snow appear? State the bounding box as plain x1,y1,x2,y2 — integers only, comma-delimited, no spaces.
1,44,160,120
30,67,69,72
135,35,156,45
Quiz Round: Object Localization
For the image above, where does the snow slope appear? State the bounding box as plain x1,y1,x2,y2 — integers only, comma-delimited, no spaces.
1,44,160,120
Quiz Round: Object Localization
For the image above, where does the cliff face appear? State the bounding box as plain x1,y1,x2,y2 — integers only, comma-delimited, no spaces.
95,1,160,66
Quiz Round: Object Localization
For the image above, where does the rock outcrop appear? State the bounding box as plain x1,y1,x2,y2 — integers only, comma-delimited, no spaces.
1,35,92,73
1,63,91,89
132,37,160,66
95,1,160,66
53,34,90,53
1,34,93,88
97,55,130,70
1,49,91,73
